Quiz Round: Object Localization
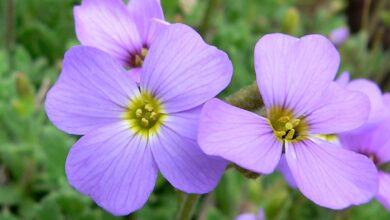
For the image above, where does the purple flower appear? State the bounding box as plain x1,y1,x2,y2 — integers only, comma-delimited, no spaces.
236,208,265,220
329,27,349,46
45,24,232,215
74,0,168,81
336,73,390,131
339,102,390,211
198,33,378,209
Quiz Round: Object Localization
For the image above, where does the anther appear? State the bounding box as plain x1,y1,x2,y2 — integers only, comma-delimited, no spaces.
285,129,295,140
141,118,149,127
145,104,154,112
278,116,290,123
285,122,293,130
141,48,148,57
291,118,300,127
275,130,286,137
135,109,143,118
150,112,158,120
135,55,143,66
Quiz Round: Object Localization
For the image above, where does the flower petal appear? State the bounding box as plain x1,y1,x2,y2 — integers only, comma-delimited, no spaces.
45,46,139,135
163,105,202,140
127,0,165,46
150,125,227,193
66,122,158,216
338,131,369,154
336,71,350,86
339,116,390,164
369,122,390,164
346,79,389,128
306,82,369,134
277,154,297,188
255,34,340,115
140,24,233,113
383,93,390,108
74,0,142,66
128,68,142,83
285,138,378,209
377,172,390,211
329,27,349,46
198,99,282,174
236,214,258,220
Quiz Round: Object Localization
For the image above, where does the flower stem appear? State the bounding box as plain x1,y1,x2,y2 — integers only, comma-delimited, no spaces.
176,193,200,220
4,0,14,53
198,0,220,36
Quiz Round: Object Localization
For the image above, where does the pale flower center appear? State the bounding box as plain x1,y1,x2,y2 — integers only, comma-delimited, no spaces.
123,91,165,138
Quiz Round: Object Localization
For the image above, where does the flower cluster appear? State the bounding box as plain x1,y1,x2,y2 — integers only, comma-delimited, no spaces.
45,0,390,216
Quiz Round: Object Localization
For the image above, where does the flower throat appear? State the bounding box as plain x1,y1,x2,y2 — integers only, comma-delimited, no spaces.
124,91,165,138
268,107,308,142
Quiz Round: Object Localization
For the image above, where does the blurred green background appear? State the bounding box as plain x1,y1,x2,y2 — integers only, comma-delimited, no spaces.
1,0,390,219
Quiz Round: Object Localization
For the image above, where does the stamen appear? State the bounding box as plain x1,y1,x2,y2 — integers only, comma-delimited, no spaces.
136,109,143,118
278,116,290,123
123,91,165,137
150,112,158,120
134,55,143,67
145,104,154,112
268,107,308,142
285,122,293,130
141,48,148,57
291,119,300,127
285,129,295,140
141,118,149,127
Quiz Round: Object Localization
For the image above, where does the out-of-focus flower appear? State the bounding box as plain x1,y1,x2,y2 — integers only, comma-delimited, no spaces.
329,27,349,46
45,24,232,215
236,208,265,220
339,94,390,211
336,72,390,131
74,0,169,81
199,33,378,209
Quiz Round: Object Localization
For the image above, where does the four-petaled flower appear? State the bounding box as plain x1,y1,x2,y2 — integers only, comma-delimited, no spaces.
45,24,232,215
198,33,379,209
74,0,168,81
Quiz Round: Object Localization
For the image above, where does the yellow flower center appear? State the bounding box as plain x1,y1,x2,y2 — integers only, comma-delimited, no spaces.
123,91,165,138
268,107,308,143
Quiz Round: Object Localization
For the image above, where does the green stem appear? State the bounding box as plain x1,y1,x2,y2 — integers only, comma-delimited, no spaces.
176,193,200,220
4,0,14,53
198,0,220,36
